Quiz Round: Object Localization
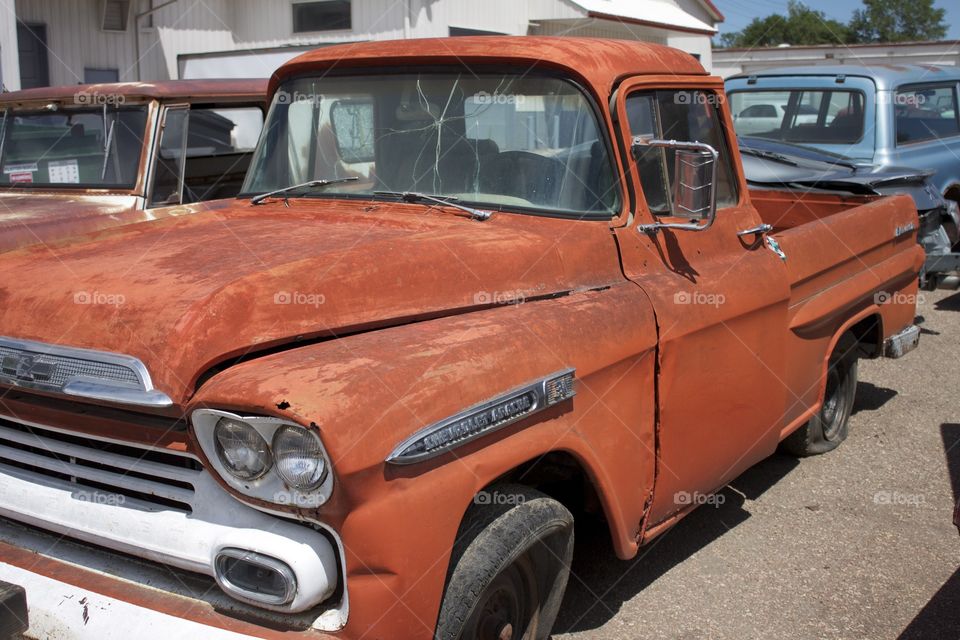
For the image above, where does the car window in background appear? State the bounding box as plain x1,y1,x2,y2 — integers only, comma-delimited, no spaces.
895,84,960,144
0,106,148,188
149,105,264,207
728,89,864,144
626,89,739,214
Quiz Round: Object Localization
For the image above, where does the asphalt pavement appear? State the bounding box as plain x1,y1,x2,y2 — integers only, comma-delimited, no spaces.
554,288,960,640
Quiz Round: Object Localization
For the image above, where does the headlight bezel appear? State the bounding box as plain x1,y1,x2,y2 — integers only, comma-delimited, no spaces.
192,409,334,509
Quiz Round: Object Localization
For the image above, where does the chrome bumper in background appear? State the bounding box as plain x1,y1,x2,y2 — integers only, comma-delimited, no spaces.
883,324,921,359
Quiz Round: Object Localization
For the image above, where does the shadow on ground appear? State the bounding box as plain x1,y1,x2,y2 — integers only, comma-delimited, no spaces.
554,453,800,634
934,291,960,312
853,381,898,414
897,567,960,639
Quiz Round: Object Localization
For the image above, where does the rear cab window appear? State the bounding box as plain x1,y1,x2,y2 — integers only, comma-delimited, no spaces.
728,89,865,144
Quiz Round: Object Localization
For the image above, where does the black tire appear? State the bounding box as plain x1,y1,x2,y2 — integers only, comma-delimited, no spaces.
781,343,858,457
435,484,574,640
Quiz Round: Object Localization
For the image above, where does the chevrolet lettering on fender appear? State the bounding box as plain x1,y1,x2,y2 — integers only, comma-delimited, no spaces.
0,38,923,639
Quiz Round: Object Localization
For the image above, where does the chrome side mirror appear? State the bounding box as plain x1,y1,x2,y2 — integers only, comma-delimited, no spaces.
631,137,719,234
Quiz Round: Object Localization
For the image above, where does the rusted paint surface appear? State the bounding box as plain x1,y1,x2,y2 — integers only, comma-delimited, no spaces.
0,79,267,109
0,38,924,638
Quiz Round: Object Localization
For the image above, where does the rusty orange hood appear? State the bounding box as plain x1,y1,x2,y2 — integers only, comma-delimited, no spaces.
0,191,145,253
0,198,621,406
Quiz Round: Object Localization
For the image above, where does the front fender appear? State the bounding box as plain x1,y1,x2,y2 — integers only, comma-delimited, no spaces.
189,284,657,639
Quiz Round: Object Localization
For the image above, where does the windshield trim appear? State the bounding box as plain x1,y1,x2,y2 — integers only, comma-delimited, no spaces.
0,104,148,191
240,66,623,221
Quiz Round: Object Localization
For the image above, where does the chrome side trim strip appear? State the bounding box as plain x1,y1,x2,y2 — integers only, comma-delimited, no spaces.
386,368,576,465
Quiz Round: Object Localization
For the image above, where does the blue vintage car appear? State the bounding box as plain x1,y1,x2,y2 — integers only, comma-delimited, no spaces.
726,65,960,285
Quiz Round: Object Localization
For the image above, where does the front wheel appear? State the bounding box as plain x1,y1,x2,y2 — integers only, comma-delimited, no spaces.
435,485,574,640
781,347,858,457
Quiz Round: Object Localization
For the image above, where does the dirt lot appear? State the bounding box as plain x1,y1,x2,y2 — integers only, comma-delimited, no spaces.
554,288,960,640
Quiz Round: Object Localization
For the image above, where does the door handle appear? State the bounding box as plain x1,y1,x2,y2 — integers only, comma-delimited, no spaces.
737,223,773,238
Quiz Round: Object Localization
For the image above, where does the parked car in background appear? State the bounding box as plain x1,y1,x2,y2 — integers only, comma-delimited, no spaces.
726,65,960,278
0,38,923,639
0,79,266,252
738,135,960,289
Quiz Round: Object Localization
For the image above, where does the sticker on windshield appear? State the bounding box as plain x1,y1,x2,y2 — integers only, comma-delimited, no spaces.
48,159,80,184
9,172,33,184
3,162,38,175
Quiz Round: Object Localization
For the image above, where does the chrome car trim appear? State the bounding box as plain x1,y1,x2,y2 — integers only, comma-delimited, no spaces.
387,368,576,465
0,336,173,408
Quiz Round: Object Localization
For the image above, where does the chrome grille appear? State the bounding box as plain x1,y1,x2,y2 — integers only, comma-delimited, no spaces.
0,344,141,388
0,416,202,512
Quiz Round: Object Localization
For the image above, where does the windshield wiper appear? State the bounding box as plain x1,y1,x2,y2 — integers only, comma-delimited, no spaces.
250,177,359,205
373,191,493,221
739,147,798,166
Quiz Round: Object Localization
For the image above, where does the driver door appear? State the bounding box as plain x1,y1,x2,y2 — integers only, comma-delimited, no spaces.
612,78,792,531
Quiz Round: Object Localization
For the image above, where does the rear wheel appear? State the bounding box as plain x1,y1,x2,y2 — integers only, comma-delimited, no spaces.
781,343,858,457
435,485,574,640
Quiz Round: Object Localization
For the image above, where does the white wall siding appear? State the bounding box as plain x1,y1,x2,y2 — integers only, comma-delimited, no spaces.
0,2,19,90
16,0,140,85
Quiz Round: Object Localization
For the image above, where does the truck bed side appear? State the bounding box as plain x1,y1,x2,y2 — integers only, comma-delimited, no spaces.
752,190,923,430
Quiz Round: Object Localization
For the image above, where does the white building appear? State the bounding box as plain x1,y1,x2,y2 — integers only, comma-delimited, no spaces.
713,40,960,79
0,0,723,91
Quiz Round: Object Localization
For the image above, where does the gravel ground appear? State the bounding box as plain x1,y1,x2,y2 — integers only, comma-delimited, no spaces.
554,288,960,640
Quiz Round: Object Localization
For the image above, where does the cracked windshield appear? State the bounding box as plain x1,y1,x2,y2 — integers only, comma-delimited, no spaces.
243,73,620,215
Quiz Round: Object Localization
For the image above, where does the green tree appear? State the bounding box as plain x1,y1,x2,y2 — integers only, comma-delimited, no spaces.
849,0,946,43
719,1,852,48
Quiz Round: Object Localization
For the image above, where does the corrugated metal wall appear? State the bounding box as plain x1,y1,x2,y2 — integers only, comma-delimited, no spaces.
16,0,140,86
7,0,713,87
0,5,19,90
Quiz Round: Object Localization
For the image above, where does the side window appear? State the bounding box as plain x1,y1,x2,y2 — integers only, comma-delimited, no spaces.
149,106,264,207
625,90,739,214
895,84,960,145
148,107,188,207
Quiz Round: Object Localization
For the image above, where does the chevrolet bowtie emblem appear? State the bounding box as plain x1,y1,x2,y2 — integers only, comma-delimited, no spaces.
1,354,56,383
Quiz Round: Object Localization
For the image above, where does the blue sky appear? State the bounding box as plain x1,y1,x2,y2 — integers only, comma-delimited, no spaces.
715,0,960,40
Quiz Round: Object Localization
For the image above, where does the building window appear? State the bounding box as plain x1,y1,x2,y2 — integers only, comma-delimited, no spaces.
449,27,505,37
292,1,351,33
101,0,131,31
84,68,120,83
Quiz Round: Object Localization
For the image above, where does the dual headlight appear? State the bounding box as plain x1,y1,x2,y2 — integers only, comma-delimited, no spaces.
193,409,333,508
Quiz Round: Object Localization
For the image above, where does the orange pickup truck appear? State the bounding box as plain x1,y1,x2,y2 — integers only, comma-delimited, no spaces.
0,79,265,253
0,38,923,640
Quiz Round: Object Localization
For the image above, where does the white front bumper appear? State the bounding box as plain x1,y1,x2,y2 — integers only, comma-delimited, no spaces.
0,562,255,640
